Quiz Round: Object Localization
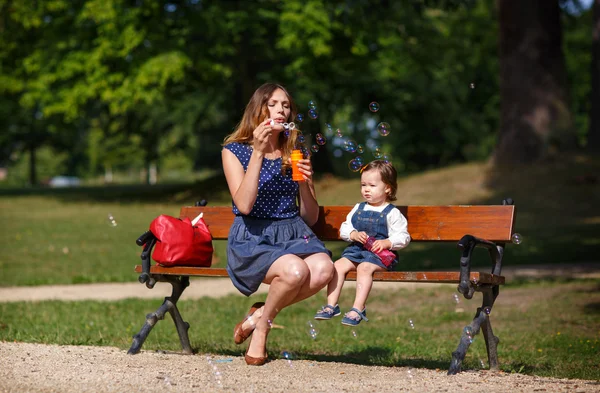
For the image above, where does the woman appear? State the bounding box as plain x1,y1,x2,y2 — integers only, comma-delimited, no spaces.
221,82,334,365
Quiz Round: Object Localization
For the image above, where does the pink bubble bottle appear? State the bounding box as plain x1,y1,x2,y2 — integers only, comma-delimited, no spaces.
364,236,396,268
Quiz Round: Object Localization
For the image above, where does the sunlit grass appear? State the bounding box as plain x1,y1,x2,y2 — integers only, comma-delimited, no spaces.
1,280,598,380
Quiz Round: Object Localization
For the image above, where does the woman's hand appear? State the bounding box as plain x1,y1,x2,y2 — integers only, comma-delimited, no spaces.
252,119,282,153
350,230,368,244
370,239,392,253
296,157,314,182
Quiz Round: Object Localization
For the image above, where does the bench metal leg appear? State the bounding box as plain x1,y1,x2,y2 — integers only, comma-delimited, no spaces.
448,286,499,374
128,275,192,355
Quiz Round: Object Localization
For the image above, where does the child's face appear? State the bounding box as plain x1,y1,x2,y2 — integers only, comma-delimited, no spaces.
360,169,390,206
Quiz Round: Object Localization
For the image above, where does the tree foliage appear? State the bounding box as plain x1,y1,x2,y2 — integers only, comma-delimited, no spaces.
0,0,595,184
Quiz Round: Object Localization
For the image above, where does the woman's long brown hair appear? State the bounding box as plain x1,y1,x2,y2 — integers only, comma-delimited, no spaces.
223,83,300,173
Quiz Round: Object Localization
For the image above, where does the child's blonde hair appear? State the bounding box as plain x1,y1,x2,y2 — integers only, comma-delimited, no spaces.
362,160,398,201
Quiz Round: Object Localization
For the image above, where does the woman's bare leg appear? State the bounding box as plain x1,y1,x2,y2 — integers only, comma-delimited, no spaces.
246,254,310,358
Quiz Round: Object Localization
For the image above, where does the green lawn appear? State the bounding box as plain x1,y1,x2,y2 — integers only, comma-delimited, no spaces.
1,280,598,380
0,153,599,380
1,153,598,286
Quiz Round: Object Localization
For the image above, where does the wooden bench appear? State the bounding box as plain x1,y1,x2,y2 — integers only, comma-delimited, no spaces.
129,199,516,375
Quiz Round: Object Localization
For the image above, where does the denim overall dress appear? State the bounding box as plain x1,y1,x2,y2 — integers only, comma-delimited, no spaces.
341,202,398,270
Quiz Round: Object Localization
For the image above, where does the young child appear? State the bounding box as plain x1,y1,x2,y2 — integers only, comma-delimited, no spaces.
314,160,410,326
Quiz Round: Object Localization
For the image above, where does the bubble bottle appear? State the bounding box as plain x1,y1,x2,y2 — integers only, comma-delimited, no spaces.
291,149,304,182
364,236,396,267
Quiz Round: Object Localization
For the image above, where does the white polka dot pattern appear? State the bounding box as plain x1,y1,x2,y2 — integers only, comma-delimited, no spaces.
224,143,299,218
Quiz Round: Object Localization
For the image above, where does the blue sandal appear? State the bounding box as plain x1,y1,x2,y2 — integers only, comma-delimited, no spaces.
341,308,368,326
314,304,341,320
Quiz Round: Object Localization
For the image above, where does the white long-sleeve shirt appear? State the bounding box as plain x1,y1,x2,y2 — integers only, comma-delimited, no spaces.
339,202,411,250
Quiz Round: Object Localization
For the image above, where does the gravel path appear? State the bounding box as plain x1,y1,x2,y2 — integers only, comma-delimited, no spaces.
2,342,599,393
1,263,599,392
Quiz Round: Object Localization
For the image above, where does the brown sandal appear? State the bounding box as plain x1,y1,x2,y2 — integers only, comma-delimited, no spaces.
233,302,265,345
244,349,268,366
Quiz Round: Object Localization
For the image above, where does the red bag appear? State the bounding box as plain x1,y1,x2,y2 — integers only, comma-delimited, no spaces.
149,214,213,267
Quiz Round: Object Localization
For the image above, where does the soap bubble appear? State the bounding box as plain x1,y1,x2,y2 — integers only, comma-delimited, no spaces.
453,294,460,304
351,330,358,338
464,326,474,343
511,233,522,245
357,144,364,154
107,213,117,227
308,109,319,120
372,146,383,159
336,128,343,138
377,122,390,136
408,319,415,329
298,134,305,143
325,123,333,136
308,100,317,110
382,153,391,164
369,102,380,112
303,234,310,243
344,139,357,153
315,133,327,145
483,307,491,315
470,82,476,89
348,159,362,172
354,156,364,167
295,113,304,123
310,144,320,153
306,321,319,339
281,351,294,367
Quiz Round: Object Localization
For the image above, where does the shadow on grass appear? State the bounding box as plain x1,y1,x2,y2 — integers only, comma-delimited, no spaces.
0,173,231,205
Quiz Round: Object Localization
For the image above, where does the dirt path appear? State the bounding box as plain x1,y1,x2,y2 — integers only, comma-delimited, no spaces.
2,342,599,393
1,263,599,392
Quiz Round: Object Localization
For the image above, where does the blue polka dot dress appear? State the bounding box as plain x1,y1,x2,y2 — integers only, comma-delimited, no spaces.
223,143,331,296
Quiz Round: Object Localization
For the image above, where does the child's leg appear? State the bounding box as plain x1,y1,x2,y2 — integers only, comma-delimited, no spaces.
350,262,386,313
325,257,357,306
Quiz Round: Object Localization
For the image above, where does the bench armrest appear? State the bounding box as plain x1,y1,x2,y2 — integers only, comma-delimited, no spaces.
456,234,504,299
137,232,157,289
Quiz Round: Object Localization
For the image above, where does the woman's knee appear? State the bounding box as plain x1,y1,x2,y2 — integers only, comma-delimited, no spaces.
311,258,334,284
281,259,310,286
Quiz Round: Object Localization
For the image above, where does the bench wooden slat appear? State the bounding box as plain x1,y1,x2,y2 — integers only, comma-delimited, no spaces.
134,265,505,286
180,205,516,243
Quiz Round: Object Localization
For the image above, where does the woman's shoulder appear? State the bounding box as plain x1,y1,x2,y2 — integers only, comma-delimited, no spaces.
223,142,252,155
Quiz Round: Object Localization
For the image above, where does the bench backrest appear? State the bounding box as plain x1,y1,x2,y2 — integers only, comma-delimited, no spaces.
180,205,516,243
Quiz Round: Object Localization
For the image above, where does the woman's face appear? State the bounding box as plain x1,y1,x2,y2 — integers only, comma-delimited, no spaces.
266,88,291,124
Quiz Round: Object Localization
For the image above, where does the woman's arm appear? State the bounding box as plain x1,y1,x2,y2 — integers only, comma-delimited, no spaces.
222,148,264,215
296,157,320,226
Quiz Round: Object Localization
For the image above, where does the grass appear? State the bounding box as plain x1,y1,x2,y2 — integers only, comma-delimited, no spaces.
0,280,598,380
0,152,598,286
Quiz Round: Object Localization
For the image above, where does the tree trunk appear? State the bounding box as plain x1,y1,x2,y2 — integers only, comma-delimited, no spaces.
495,0,574,165
588,0,600,152
28,142,37,186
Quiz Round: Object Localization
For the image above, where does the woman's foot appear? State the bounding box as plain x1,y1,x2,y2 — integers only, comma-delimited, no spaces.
244,326,269,366
233,302,265,345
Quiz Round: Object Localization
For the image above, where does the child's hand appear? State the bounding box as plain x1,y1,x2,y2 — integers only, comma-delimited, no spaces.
350,231,368,244
371,239,392,253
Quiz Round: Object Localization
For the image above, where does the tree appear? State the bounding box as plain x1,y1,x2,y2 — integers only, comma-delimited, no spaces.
589,0,600,151
495,0,575,165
